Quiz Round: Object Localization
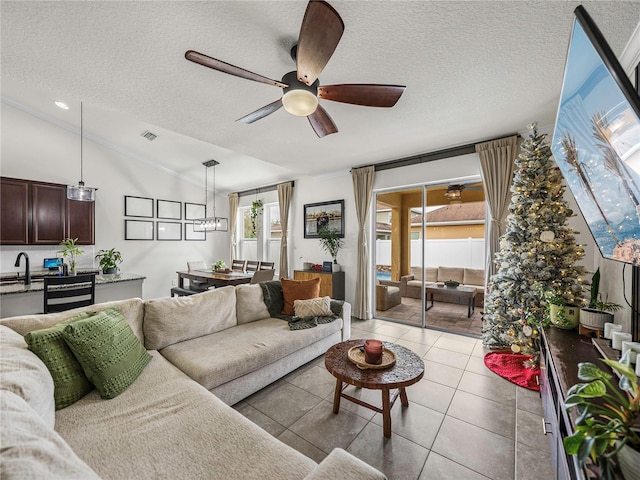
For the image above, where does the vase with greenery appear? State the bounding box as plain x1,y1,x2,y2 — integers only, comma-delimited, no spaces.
57,238,84,275
563,350,640,480
542,290,581,330
95,248,123,274
214,260,227,271
317,227,344,271
580,268,623,330
249,200,263,236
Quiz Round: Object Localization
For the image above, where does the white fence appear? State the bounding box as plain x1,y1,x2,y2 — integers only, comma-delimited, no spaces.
375,238,485,269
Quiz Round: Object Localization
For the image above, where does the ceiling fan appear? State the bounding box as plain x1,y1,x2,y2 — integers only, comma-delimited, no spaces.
444,183,483,203
185,0,406,138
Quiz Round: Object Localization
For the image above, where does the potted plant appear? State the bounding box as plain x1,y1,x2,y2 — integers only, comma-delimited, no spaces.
57,238,84,275
580,268,623,330
95,248,123,274
249,200,263,235
317,227,344,272
213,260,228,272
563,350,640,480
543,291,580,330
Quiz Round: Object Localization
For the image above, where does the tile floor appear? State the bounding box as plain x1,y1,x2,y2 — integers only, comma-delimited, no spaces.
234,319,555,480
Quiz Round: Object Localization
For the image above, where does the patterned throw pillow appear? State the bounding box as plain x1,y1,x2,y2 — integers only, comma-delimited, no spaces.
62,308,152,399
294,296,333,318
24,313,95,410
280,277,321,315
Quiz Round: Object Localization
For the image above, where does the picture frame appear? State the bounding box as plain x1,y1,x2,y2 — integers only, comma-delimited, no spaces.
156,221,182,241
125,220,154,240
157,199,182,220
125,195,154,218
185,202,206,221
185,222,206,241
303,199,344,239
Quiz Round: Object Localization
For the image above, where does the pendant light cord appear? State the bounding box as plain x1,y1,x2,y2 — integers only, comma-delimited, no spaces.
212,163,216,217
204,164,208,214
80,102,84,183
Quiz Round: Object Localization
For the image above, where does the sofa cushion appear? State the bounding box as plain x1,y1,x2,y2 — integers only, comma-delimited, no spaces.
62,308,152,399
294,296,333,318
0,390,100,480
463,268,485,287
235,284,271,325
144,286,237,350
410,267,438,282
0,298,145,343
281,277,321,315
54,351,317,480
0,325,55,427
437,266,464,284
160,317,342,391
23,314,95,410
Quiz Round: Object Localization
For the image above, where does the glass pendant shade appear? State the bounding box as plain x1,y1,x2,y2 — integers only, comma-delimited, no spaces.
193,159,228,232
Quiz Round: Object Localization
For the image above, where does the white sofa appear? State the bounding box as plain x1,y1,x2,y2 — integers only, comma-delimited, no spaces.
401,266,485,307
0,283,386,480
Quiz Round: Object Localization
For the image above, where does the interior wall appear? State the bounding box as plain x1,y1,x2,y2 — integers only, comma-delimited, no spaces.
1,103,229,299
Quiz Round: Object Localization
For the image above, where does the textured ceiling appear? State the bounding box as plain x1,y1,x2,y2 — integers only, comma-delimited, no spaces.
2,1,639,192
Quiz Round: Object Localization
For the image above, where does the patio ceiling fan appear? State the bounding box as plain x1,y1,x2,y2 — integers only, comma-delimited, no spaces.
185,0,406,138
444,183,483,203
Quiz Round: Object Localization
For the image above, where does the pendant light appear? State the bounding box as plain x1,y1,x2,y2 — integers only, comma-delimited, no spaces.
67,102,97,201
193,160,228,232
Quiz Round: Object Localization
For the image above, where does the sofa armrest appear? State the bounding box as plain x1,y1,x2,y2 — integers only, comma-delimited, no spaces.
304,448,387,480
340,302,351,341
378,279,400,287
399,274,414,297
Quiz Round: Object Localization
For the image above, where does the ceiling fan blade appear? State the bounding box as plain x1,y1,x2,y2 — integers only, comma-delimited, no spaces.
296,1,344,86
318,84,406,107
307,105,338,138
236,99,283,124
185,50,288,88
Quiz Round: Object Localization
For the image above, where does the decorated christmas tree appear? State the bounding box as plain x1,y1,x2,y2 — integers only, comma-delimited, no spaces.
482,124,588,363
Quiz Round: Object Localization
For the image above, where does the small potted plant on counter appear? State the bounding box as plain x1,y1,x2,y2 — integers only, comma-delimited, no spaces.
563,351,640,480
317,226,344,272
95,248,123,274
580,268,623,331
213,260,229,272
58,238,84,275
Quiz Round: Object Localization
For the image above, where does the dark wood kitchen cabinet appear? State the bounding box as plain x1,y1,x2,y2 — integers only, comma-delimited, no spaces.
1,177,95,245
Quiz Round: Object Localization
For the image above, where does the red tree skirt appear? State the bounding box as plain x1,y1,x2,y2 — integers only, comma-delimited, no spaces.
483,352,540,391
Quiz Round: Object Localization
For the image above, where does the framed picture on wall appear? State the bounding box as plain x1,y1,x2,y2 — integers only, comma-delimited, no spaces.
125,196,154,218
185,202,206,221
303,199,344,239
185,222,206,241
125,220,154,240
157,199,182,220
156,222,182,241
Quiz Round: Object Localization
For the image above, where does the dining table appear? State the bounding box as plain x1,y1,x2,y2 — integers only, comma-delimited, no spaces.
176,269,253,289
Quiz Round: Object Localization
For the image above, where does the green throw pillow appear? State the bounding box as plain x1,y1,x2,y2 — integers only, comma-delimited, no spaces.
62,308,152,399
24,312,95,410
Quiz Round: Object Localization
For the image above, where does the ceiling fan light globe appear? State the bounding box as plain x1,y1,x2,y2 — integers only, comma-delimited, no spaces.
282,89,318,116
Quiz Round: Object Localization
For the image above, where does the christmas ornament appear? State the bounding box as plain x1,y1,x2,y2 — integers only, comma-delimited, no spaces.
540,231,555,242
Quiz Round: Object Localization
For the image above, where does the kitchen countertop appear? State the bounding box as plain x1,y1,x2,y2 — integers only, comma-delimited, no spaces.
0,273,146,295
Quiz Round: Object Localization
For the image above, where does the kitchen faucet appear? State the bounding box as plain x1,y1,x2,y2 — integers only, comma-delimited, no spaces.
14,252,31,285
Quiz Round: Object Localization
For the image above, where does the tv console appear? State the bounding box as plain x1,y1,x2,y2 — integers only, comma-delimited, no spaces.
540,328,606,480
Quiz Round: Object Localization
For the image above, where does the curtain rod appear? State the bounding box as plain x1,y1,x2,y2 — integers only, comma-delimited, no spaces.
364,133,520,172
237,181,295,198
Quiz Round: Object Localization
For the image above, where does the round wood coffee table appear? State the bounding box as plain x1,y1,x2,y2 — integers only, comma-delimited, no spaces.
325,339,425,438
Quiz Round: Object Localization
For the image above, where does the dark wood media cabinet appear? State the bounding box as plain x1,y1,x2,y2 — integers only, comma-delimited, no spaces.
540,328,608,480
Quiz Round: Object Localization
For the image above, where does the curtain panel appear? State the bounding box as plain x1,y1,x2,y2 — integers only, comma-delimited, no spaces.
277,182,293,278
476,135,518,287
351,166,375,319
228,193,239,263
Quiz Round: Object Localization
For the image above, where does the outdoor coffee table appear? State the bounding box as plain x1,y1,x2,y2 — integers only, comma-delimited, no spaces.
324,339,424,438
425,283,478,318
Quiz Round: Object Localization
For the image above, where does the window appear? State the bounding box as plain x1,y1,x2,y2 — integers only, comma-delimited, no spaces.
237,202,280,269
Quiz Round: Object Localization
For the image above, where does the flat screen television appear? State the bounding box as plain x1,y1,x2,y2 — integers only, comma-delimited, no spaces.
551,5,640,266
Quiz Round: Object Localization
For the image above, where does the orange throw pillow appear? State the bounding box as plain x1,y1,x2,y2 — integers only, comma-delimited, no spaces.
281,277,321,315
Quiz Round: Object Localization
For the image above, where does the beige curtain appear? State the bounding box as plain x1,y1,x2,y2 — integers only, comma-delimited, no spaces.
352,166,375,319
228,193,239,264
277,182,293,279
476,135,518,287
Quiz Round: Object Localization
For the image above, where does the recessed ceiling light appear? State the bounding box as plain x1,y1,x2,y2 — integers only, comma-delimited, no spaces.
54,101,69,110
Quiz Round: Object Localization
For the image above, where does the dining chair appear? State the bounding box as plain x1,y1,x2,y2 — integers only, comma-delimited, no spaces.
231,259,246,271
245,260,260,273
250,269,275,284
187,261,207,271
258,261,275,270
44,274,96,313
186,261,209,292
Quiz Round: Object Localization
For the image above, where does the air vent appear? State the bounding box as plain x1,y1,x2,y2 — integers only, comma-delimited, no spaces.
142,130,157,141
